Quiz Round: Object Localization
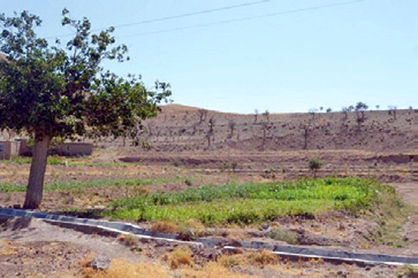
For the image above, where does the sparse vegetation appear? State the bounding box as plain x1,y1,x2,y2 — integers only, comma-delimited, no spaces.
219,250,279,268
371,191,412,248
0,177,186,193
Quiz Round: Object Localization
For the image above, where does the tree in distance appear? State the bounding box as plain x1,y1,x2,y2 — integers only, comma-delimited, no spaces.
354,101,368,124
0,10,171,209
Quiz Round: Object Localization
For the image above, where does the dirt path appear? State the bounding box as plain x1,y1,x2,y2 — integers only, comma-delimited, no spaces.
390,182,418,206
390,182,418,255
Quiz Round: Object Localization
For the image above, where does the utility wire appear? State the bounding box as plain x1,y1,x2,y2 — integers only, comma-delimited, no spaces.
111,0,270,28
46,0,270,39
121,0,365,37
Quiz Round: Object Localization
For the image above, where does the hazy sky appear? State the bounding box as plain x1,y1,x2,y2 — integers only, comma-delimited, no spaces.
1,0,417,113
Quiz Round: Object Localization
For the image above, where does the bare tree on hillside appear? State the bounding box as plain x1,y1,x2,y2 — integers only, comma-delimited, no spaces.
308,108,318,121
388,105,397,120
355,102,368,131
300,111,317,150
228,120,236,139
301,123,312,150
263,110,270,122
254,109,259,123
206,117,215,147
261,121,273,150
198,109,208,123
341,107,349,121
355,102,368,121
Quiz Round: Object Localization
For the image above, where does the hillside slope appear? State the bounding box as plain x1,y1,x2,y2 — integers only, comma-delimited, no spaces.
136,105,417,152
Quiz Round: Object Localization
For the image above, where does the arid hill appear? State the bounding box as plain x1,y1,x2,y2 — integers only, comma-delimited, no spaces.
135,104,417,152
97,105,417,182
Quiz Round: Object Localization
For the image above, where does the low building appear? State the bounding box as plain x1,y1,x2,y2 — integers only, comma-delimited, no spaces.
0,140,93,159
0,141,21,160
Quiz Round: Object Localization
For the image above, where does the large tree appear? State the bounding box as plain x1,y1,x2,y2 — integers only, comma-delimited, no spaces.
0,10,171,209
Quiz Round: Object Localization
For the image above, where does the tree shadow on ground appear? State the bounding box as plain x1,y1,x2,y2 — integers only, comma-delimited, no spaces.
0,216,32,231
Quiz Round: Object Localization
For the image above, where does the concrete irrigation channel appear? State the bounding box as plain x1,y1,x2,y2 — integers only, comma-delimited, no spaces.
0,208,417,267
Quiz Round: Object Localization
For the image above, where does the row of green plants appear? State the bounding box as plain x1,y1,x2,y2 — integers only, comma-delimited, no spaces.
104,178,393,225
0,177,186,192
0,156,135,167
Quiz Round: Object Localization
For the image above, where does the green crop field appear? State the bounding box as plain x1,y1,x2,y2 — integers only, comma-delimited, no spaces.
103,177,397,226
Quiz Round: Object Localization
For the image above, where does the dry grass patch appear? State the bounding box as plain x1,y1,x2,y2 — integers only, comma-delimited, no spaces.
151,221,179,234
116,234,138,247
81,258,170,278
248,249,280,265
184,219,205,234
81,258,256,278
177,219,206,240
219,249,279,268
181,261,258,278
162,247,194,269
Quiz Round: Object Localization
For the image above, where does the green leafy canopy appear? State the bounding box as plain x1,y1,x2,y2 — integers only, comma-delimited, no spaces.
0,9,171,139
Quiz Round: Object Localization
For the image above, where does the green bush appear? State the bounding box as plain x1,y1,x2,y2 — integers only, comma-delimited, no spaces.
308,158,322,177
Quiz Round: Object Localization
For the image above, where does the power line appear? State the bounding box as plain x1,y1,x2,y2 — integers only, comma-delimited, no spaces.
46,0,270,39
111,0,270,28
121,0,365,38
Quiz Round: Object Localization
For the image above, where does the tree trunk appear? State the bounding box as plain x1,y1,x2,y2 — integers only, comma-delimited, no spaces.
23,134,51,209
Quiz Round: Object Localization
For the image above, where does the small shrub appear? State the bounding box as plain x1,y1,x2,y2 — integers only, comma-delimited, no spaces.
231,162,238,172
177,219,205,240
117,234,138,247
219,162,228,172
397,265,418,278
163,247,194,269
184,179,193,187
308,158,322,177
130,246,143,252
177,226,198,241
151,221,179,234
267,228,298,244
248,250,279,265
218,255,242,268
